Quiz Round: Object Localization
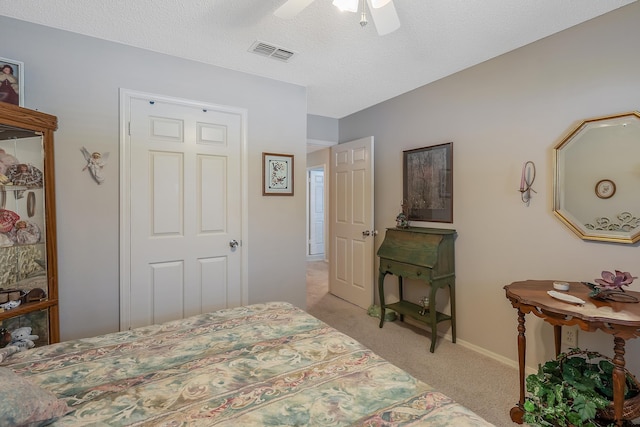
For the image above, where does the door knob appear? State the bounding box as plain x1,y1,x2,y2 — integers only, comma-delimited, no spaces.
362,230,371,237
229,240,239,248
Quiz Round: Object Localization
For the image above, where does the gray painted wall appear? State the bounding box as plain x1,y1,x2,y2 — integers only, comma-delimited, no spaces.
307,114,339,142
0,16,308,341
338,2,640,373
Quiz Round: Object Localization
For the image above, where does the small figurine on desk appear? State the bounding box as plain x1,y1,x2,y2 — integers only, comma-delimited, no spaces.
396,212,408,228
396,200,409,228
418,296,429,315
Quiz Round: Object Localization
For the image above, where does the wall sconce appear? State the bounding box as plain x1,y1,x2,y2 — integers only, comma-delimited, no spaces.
519,161,536,205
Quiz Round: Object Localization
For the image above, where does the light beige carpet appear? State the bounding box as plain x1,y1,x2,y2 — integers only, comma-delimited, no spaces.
306,260,519,427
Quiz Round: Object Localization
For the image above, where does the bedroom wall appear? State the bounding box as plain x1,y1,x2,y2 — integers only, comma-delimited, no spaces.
307,114,339,142
338,2,640,374
0,16,308,341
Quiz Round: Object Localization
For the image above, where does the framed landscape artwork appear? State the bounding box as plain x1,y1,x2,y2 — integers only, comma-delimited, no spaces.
0,57,24,107
263,152,294,196
403,142,453,223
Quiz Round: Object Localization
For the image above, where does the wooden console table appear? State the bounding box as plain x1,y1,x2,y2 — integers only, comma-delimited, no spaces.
378,227,456,353
504,280,640,426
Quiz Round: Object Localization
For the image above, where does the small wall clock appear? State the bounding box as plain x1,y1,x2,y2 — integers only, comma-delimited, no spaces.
595,179,616,199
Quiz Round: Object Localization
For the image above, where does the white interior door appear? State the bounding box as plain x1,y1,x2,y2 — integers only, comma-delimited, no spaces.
308,168,325,256
329,137,375,309
120,91,246,330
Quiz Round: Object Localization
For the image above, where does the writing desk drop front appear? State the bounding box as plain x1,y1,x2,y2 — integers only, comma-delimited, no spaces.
378,227,456,353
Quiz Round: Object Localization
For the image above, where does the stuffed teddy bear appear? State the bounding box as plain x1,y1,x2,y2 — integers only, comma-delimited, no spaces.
10,326,38,351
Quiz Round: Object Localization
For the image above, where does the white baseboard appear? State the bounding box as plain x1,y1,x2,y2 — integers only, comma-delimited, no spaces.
442,332,537,376
403,316,535,376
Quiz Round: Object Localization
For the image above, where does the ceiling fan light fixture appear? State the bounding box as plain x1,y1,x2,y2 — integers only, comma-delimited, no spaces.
360,9,368,27
332,0,358,13
370,0,391,8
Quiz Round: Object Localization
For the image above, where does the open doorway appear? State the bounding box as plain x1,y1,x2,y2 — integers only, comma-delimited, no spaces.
306,145,331,308
307,166,326,260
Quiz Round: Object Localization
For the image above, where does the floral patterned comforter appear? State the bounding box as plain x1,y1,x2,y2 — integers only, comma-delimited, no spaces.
3,302,493,426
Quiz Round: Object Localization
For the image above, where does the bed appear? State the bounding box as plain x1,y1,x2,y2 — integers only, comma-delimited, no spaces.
0,302,493,426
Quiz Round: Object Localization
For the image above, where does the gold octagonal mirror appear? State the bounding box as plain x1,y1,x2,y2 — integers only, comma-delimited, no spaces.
553,111,640,244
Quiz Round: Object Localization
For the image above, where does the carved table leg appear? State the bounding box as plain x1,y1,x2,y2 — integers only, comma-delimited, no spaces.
510,308,526,424
612,336,626,427
553,324,561,357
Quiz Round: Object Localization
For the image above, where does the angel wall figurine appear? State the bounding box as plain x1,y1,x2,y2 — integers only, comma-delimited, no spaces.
81,147,109,185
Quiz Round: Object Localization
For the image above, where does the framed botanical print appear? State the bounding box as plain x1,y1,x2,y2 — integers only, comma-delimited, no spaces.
0,57,24,106
403,142,453,223
263,152,294,196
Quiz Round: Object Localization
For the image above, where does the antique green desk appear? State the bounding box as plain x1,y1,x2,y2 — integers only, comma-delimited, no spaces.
378,227,456,353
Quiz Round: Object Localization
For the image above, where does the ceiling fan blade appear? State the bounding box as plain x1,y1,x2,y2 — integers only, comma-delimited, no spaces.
333,0,358,13
274,0,316,19
370,0,391,8
367,0,400,36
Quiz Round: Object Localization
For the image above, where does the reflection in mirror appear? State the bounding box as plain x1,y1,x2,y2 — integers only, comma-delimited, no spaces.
554,111,640,244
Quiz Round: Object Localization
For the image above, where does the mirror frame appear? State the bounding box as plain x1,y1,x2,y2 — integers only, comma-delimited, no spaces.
553,111,640,244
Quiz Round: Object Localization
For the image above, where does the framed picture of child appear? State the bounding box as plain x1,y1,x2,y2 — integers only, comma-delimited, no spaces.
0,57,24,107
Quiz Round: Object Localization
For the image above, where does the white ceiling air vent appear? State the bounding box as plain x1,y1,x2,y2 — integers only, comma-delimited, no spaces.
249,41,296,62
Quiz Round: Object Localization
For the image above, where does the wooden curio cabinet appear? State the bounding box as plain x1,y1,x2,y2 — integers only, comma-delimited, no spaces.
0,102,58,346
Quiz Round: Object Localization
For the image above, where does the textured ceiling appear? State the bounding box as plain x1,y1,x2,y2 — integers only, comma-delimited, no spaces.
0,0,636,118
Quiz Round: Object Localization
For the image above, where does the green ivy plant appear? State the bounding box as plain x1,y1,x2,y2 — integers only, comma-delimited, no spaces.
523,349,639,427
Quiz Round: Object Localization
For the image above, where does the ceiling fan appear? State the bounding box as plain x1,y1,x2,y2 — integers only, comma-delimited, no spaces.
274,0,400,36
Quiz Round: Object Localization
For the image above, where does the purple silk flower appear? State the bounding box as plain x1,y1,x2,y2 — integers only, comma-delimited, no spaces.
594,270,637,291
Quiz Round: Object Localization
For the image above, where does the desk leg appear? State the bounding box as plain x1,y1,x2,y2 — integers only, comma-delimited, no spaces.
612,337,626,427
397,276,405,322
510,308,526,424
378,271,387,328
429,284,438,353
449,281,456,344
